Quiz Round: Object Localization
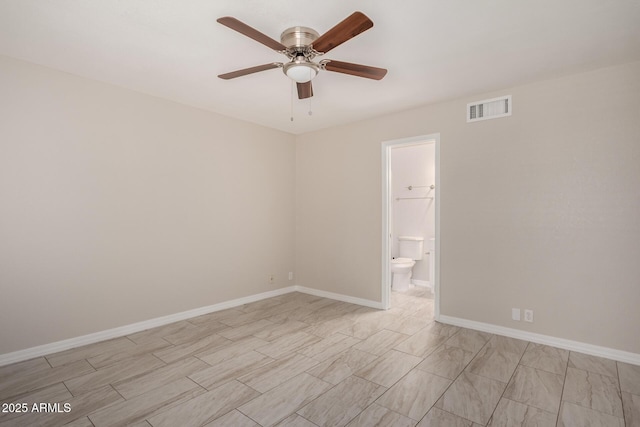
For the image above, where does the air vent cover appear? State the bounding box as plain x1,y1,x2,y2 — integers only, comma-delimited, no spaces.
467,95,512,123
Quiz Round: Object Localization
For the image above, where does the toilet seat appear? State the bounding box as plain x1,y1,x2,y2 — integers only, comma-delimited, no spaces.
391,258,415,270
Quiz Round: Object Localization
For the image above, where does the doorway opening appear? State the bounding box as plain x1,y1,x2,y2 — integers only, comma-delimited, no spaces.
381,133,440,318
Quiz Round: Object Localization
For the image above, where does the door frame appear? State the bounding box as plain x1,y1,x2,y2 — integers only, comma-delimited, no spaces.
381,133,440,319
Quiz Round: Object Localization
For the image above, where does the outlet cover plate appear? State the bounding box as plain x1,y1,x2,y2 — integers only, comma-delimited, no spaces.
524,309,534,322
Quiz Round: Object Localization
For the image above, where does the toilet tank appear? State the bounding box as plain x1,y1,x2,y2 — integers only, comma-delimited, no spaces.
398,236,424,260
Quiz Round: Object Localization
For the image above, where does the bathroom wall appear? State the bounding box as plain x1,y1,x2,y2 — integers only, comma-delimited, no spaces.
0,56,296,355
391,143,435,283
296,60,640,354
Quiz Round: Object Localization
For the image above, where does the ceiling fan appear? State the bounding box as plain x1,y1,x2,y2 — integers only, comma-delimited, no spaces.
217,11,387,99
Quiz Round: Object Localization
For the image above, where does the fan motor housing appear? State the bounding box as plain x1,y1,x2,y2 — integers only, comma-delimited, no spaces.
280,26,319,49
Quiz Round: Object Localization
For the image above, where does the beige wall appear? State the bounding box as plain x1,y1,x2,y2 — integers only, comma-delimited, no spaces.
296,61,640,354
0,56,296,354
2,54,639,357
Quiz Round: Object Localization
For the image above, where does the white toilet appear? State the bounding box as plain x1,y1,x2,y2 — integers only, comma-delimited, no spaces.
391,236,424,291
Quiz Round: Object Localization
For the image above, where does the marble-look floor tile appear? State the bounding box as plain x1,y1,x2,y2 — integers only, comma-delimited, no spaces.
196,336,270,365
393,329,448,358
423,322,460,338
238,373,331,427
296,333,360,361
568,351,618,378
315,300,360,315
622,392,640,427
62,417,95,427
189,350,273,390
87,336,171,369
411,304,435,319
487,398,557,427
435,371,506,425
300,308,341,325
113,356,210,399
466,335,527,383
147,380,259,427
417,407,474,427
520,342,569,375
0,359,95,400
355,349,422,388
444,329,492,354
65,353,165,396
10,385,124,427
204,409,260,427
237,353,319,393
153,333,231,364
346,306,382,320
266,306,317,324
59,386,125,423
3,291,637,427
304,317,357,338
253,320,310,341
217,319,275,341
216,308,272,328
257,300,313,320
45,337,136,367
88,378,204,427
376,369,451,420
127,321,202,345
503,365,564,414
618,361,640,395
416,345,474,380
339,314,397,339
297,376,386,427
274,414,318,427
562,366,623,417
255,331,321,359
345,403,415,427
353,329,410,356
384,314,433,336
307,348,379,385
557,401,624,427
162,322,229,345
204,409,259,426
0,383,71,424
0,357,50,379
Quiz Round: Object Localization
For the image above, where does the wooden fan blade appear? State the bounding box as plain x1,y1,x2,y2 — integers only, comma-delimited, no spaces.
323,60,387,80
312,11,373,54
218,63,281,80
297,82,313,99
217,17,286,51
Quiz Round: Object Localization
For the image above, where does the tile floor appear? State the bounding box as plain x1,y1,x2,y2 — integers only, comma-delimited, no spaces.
0,288,638,426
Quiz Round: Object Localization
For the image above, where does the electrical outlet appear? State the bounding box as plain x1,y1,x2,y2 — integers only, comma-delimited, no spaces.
288,272,293,281
268,274,275,285
512,308,521,321
524,309,534,323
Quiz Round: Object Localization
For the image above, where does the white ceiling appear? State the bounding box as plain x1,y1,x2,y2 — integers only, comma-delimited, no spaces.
1,0,639,134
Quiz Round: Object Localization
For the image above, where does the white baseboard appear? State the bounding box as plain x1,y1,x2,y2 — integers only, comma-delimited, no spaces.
294,286,384,310
438,315,640,366
0,286,297,367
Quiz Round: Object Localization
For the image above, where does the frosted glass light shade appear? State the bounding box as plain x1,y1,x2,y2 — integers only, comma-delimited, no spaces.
285,63,318,83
